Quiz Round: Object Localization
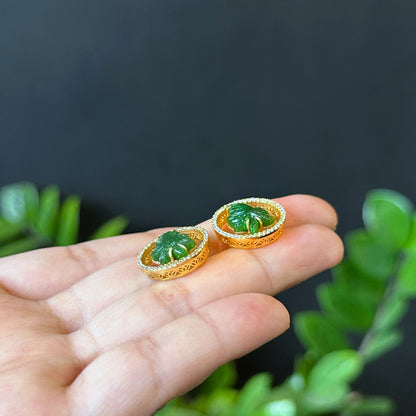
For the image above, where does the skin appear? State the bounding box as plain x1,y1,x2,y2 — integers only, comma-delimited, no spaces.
0,195,343,416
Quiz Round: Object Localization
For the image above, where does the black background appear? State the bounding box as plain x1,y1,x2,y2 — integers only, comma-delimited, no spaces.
1,1,416,413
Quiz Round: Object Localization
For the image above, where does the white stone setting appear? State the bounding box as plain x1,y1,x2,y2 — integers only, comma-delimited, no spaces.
212,197,286,239
137,226,209,272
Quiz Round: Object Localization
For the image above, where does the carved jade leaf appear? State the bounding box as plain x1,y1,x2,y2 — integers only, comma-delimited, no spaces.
227,203,275,234
151,230,196,265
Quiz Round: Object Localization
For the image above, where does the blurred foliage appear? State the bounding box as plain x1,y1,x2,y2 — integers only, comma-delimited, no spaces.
157,189,416,416
0,184,414,415
0,182,128,256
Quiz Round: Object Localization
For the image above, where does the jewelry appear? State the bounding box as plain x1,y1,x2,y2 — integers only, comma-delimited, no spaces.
137,226,209,280
212,197,286,249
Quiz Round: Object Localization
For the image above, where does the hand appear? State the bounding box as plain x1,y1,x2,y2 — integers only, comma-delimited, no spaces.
0,195,343,416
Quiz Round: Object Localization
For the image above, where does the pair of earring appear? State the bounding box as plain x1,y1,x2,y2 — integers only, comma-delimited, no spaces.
137,197,286,281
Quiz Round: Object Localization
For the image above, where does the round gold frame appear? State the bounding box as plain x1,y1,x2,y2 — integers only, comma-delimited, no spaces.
137,226,209,280
212,197,286,249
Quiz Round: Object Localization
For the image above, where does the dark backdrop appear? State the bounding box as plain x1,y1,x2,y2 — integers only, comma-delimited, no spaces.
1,0,416,413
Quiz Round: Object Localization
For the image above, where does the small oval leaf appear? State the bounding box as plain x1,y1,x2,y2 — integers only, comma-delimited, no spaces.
397,253,416,298
308,350,364,388
342,396,395,415
361,329,403,362
231,373,272,416
363,189,413,249
294,312,350,356
346,230,397,280
197,362,237,395
254,399,296,416
317,283,376,331
376,294,408,330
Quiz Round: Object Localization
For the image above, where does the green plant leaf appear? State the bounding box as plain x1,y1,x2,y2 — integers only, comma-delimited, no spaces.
36,185,60,239
317,283,376,331
193,388,238,416
285,373,305,392
397,253,416,298
155,405,205,416
363,189,413,250
361,329,403,362
294,352,319,379
332,260,385,295
90,216,128,239
376,294,408,331
330,262,385,323
0,182,39,223
155,397,197,415
55,195,80,246
294,312,350,356
230,373,273,416
404,213,416,253
0,217,23,243
253,399,296,416
268,384,297,403
302,384,349,414
346,230,397,280
227,203,275,234
151,230,196,265
158,397,187,409
308,350,364,389
197,362,237,395
342,396,395,415
302,350,363,413
0,236,41,257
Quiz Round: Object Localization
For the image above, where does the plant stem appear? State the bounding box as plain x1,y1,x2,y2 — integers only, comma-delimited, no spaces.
358,252,404,358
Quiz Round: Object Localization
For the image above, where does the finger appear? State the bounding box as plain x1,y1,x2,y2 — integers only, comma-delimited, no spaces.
67,293,290,416
0,228,169,300
45,193,338,325
206,194,338,238
46,256,148,331
0,194,336,300
283,194,337,229
200,193,337,255
64,224,342,352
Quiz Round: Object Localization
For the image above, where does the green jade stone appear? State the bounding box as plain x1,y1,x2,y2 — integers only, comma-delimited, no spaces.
151,230,196,265
227,203,276,234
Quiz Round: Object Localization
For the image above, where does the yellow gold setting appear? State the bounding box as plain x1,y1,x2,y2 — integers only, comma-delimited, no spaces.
137,226,209,280
212,197,286,249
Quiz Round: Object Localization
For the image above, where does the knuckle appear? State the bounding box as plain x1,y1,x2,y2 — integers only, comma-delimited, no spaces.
150,280,194,320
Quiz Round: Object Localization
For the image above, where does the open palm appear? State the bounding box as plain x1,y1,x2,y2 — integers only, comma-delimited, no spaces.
0,195,342,416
